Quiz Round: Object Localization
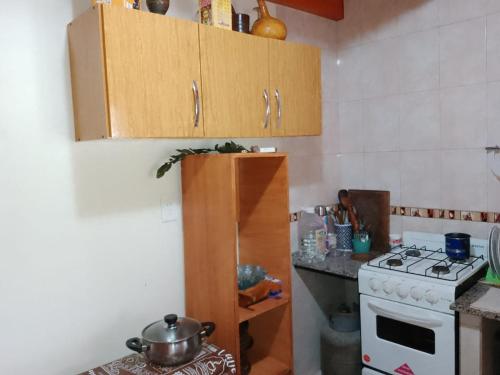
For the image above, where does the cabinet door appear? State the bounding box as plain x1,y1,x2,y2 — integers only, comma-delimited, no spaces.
199,26,271,138
102,7,204,138
269,40,322,136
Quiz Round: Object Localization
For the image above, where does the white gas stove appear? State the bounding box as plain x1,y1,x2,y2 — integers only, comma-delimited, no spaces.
359,231,488,375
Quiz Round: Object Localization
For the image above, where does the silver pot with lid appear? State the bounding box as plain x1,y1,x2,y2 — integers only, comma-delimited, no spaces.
126,314,215,366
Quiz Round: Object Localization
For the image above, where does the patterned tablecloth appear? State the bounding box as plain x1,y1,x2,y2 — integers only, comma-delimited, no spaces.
79,344,236,375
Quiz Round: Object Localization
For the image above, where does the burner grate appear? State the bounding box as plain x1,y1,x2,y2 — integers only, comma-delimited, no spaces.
432,264,450,275
369,245,485,281
387,258,403,267
406,249,421,257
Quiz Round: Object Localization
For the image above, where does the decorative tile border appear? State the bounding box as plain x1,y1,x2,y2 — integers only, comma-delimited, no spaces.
391,206,500,223
289,207,500,223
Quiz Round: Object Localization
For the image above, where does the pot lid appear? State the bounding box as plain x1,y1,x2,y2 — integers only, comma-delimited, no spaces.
142,314,201,343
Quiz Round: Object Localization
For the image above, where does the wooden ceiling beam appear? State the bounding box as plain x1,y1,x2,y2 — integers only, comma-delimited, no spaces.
268,0,344,21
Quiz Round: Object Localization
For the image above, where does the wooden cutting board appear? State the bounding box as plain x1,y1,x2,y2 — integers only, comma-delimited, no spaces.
349,189,390,253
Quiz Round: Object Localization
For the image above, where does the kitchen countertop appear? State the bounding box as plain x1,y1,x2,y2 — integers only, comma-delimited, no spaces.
78,344,235,375
292,251,364,279
451,282,500,322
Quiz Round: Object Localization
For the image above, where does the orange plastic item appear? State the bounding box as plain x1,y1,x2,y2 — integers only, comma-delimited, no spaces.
238,280,281,307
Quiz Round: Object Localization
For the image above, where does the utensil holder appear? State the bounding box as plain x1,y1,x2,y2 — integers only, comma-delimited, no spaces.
335,223,353,251
353,238,371,254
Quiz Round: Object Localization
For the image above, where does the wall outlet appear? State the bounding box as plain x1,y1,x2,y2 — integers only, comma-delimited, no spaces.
161,201,180,223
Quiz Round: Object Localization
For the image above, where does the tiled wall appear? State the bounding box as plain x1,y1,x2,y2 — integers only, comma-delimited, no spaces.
272,7,339,375
334,0,500,239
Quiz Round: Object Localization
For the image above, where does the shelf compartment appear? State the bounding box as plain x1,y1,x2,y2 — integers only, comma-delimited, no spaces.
239,294,290,323
250,356,290,375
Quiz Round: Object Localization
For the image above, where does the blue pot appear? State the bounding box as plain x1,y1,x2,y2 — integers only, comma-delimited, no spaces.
445,233,470,260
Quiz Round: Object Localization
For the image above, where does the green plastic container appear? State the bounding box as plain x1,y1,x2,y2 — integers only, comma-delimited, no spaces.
485,267,500,285
352,238,371,254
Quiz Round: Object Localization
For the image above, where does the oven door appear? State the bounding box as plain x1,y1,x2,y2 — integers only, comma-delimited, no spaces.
361,294,456,375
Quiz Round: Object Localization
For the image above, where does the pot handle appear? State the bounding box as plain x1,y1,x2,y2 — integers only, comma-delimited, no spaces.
126,337,148,353
200,322,216,338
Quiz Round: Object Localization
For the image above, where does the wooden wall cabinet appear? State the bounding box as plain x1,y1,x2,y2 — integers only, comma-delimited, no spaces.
199,25,272,138
68,5,322,140
68,6,204,140
270,40,322,136
182,153,293,375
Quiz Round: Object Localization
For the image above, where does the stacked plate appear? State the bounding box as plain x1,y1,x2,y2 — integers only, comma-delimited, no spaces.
488,226,500,277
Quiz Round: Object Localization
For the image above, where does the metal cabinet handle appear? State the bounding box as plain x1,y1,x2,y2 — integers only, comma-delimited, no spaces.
275,89,282,129
192,80,200,128
263,89,270,129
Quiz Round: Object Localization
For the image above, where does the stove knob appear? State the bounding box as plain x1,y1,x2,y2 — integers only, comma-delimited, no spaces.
410,286,424,301
425,290,439,305
383,280,395,295
369,278,382,292
396,284,410,299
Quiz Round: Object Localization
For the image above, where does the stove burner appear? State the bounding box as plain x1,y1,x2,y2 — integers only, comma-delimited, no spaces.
432,265,450,275
387,258,403,267
405,249,421,257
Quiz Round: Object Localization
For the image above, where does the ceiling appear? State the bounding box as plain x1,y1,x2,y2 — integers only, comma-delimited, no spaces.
268,0,344,21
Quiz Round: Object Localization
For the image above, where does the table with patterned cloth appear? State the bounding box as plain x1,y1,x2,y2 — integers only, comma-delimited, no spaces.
79,344,236,375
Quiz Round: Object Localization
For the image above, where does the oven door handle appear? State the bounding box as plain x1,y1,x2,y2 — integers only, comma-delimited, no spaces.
368,301,443,328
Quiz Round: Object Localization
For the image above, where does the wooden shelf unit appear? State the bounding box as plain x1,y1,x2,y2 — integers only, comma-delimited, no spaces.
239,294,290,323
251,356,291,375
182,153,293,375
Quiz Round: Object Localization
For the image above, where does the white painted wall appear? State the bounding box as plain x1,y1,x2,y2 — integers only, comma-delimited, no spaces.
0,1,337,373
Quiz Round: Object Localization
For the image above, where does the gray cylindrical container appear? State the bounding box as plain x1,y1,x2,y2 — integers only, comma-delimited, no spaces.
321,306,361,375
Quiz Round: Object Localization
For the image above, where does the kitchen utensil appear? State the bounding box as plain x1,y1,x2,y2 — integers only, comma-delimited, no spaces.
445,232,471,261
232,13,250,33
126,314,215,366
237,264,267,290
349,190,390,252
315,205,327,217
338,190,360,233
251,0,287,40
146,0,169,13
333,206,346,225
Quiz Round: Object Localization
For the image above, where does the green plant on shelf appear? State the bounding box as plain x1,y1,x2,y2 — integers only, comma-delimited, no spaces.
156,141,248,178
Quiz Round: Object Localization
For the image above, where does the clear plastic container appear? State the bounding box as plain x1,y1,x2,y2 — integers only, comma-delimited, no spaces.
325,206,337,252
298,208,327,262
